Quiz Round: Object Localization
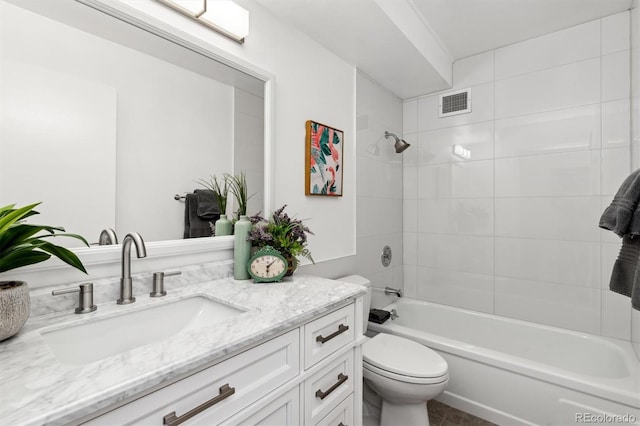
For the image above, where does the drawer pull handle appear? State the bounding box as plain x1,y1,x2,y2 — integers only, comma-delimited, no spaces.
316,324,349,344
163,383,235,426
315,373,348,400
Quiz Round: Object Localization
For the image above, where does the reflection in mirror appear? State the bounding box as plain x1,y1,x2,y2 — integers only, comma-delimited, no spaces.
0,0,265,246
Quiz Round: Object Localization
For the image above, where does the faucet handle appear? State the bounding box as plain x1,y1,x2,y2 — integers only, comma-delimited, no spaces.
52,283,97,314
151,271,182,297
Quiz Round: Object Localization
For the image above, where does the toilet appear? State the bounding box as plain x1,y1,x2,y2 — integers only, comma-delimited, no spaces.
339,275,449,426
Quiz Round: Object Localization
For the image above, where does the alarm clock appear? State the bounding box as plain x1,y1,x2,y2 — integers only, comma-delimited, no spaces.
248,245,288,283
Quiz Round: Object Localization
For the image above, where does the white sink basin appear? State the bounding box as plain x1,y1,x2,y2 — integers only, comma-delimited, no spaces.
40,296,246,365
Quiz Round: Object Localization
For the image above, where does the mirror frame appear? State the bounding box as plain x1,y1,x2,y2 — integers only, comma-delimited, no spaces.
0,0,275,287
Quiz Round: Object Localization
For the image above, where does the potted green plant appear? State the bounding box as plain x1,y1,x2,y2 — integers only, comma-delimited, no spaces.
198,175,232,236
226,172,251,218
0,202,89,341
247,205,314,276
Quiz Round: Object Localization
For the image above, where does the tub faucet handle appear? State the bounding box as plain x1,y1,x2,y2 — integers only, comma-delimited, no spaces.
52,283,97,314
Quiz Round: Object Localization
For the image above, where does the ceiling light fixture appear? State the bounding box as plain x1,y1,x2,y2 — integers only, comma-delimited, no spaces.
155,0,249,44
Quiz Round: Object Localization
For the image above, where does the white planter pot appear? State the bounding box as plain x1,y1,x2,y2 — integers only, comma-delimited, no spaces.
0,281,30,341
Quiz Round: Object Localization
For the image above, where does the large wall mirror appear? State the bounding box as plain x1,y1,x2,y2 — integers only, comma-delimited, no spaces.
0,0,270,247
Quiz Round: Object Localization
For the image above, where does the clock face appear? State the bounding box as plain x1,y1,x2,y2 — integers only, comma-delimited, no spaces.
249,254,287,281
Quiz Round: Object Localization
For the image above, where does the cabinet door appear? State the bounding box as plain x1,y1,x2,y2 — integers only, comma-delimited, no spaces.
222,386,300,426
85,330,299,426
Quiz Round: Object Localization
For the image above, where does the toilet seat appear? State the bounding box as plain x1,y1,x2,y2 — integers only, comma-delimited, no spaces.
363,333,448,384
364,361,448,385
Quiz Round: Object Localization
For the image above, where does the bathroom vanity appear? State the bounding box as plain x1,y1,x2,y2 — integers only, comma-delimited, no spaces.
0,274,366,425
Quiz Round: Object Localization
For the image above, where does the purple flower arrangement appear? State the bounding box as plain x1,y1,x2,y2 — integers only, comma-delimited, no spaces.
247,205,314,268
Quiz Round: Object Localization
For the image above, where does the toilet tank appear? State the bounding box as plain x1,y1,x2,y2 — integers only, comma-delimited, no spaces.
337,275,372,332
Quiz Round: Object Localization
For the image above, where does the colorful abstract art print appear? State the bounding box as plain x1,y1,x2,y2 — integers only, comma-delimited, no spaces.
305,120,344,196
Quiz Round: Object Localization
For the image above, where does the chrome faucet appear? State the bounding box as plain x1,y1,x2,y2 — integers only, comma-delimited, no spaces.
117,232,147,305
384,286,403,297
98,228,118,245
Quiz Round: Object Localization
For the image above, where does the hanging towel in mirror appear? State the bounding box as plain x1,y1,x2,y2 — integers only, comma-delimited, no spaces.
193,189,219,220
184,193,216,239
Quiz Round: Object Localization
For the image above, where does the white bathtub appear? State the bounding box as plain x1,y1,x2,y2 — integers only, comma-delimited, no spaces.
368,298,640,426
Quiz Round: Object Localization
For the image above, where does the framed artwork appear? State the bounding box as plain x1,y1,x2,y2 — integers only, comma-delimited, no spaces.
305,120,344,196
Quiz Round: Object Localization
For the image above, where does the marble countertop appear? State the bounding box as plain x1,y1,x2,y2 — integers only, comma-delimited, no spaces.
0,275,366,426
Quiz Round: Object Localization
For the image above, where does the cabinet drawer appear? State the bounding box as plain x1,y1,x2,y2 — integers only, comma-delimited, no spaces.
315,394,353,426
222,386,300,426
304,304,354,369
87,330,299,426
304,351,354,425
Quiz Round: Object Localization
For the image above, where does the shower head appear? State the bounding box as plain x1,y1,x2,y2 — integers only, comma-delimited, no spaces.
384,131,411,153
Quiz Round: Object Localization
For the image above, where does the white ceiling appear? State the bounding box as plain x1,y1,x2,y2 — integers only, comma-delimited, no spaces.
257,0,633,98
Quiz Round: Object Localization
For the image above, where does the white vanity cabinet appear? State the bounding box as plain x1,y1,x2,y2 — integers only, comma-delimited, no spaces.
83,300,363,426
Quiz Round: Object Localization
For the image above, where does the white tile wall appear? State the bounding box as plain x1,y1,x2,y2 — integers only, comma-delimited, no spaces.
404,12,635,337
494,277,601,334
602,51,631,102
494,150,601,197
356,72,405,301
602,290,632,340
417,198,494,235
494,104,601,157
602,147,633,195
494,20,600,80
418,234,493,275
494,238,601,288
403,98,418,134
494,197,602,242
494,58,600,119
417,161,494,199
417,267,494,313
602,99,631,149
602,12,631,55
403,264,418,299
452,51,494,88
418,121,495,164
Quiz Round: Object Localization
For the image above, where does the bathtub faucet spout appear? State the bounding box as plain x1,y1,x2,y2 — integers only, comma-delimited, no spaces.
385,286,403,297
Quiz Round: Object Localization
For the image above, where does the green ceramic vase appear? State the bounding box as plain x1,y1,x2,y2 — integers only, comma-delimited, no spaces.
234,215,252,280
215,215,232,236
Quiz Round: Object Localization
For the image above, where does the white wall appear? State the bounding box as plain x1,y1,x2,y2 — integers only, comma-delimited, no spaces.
403,12,634,339
234,88,264,218
119,0,357,264
355,72,404,307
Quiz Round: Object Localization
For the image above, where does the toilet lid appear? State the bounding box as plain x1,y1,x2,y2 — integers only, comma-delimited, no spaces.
363,333,448,379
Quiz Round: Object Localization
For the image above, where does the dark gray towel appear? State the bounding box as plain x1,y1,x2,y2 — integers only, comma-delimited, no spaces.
610,236,640,309
193,189,219,220
183,193,215,239
600,168,640,311
599,168,640,237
